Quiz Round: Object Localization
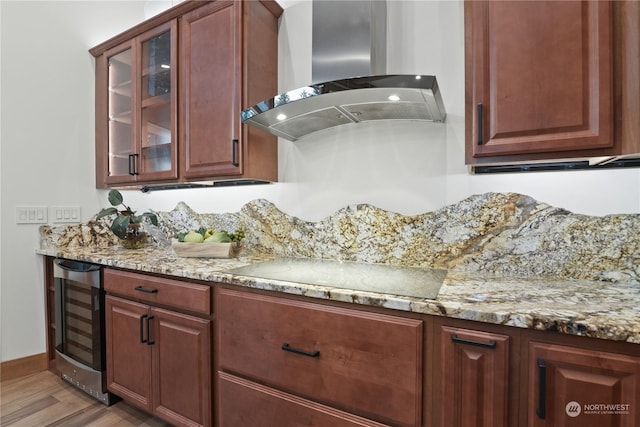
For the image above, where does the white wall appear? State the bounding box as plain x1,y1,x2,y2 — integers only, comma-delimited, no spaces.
0,1,148,363
1,0,638,363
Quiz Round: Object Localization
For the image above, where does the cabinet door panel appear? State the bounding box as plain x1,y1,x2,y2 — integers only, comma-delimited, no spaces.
181,1,242,179
529,342,640,427
440,326,510,427
135,21,178,182
466,1,612,159
102,22,178,185
152,307,211,427
218,372,387,427
104,42,137,185
218,288,423,427
105,295,151,411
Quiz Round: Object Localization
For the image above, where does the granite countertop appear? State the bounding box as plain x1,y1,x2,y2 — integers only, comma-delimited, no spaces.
37,193,640,344
36,243,640,345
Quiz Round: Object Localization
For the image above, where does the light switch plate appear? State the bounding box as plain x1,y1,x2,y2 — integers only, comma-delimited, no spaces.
51,206,81,223
16,206,48,224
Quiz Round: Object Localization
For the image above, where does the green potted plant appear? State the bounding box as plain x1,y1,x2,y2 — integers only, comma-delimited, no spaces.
96,189,158,248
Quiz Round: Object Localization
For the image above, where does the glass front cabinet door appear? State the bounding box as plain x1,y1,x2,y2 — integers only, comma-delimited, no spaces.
104,21,177,185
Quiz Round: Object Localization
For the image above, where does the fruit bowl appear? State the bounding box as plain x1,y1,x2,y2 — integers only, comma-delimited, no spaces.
171,239,240,258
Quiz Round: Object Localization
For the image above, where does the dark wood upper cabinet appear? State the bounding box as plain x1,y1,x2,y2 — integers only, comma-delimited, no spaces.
465,1,640,168
180,1,241,179
91,0,281,188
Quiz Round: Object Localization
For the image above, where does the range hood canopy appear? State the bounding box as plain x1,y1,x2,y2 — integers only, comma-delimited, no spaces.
241,0,447,141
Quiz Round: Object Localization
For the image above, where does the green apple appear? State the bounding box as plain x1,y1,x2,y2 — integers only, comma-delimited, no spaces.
204,231,231,243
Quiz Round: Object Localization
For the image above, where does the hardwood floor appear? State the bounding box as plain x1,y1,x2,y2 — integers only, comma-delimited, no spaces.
0,370,171,426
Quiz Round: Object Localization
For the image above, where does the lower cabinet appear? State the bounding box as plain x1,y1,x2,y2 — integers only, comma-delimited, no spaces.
438,326,510,427
104,269,212,427
216,287,424,427
528,341,640,427
87,268,640,427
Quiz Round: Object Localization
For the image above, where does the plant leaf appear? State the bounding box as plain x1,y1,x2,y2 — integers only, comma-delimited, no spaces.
108,189,123,207
143,212,159,226
111,215,131,240
95,207,118,220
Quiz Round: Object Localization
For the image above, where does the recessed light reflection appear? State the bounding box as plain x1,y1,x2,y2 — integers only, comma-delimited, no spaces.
161,64,170,69
415,75,422,80
388,95,400,101
277,113,287,121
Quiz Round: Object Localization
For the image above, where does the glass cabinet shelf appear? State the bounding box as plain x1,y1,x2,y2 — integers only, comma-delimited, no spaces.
141,94,170,109
109,81,132,97
109,111,133,124
109,153,132,159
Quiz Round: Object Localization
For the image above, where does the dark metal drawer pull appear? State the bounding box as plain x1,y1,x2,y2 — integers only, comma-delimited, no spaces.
231,139,239,166
128,154,136,175
536,358,547,419
477,103,484,145
281,343,320,358
135,285,158,294
451,334,497,349
146,315,155,346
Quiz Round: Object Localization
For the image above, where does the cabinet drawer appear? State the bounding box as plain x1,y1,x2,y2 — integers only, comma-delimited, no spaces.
218,372,388,427
217,288,423,427
104,268,211,315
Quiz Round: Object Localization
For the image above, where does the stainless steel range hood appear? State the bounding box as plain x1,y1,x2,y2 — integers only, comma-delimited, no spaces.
241,0,447,141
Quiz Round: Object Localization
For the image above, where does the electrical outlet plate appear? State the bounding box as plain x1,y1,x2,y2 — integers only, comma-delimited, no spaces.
16,206,48,224
51,206,81,223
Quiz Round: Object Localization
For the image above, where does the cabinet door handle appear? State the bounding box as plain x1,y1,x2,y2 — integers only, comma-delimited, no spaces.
231,139,239,167
536,358,546,419
146,315,154,345
451,334,497,349
128,154,139,175
135,285,158,294
140,314,148,343
282,343,320,358
128,154,136,175
477,103,484,145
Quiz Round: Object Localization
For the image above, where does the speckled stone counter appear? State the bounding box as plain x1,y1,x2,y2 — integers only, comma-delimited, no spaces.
37,192,640,344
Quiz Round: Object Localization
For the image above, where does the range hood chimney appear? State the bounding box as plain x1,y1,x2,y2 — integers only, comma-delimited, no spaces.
241,0,447,141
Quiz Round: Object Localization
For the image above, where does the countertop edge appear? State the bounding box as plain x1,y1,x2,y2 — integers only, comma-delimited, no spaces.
36,248,640,345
